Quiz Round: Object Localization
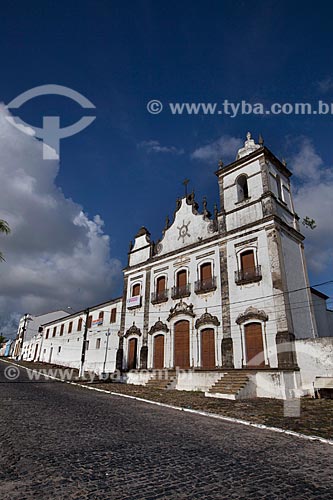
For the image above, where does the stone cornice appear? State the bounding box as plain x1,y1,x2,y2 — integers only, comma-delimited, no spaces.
215,146,292,178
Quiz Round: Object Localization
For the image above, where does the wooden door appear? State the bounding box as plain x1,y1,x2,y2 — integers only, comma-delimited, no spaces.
245,323,265,367
201,328,215,369
128,338,137,370
174,320,190,368
153,335,165,369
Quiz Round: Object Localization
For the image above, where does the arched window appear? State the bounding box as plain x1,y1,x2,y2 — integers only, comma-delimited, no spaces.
195,262,216,293
172,269,190,299
240,250,255,273
132,283,141,297
156,275,166,294
235,249,262,284
200,262,212,282
276,174,283,200
237,175,249,202
152,275,168,304
177,269,187,288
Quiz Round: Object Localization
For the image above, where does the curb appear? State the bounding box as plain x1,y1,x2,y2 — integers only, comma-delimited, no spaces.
1,358,332,447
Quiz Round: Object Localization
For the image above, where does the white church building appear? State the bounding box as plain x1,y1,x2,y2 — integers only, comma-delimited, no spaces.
16,133,333,399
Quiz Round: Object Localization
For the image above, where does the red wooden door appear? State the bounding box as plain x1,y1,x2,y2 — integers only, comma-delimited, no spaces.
174,320,190,368
245,323,265,367
128,338,137,370
153,335,165,369
201,328,215,369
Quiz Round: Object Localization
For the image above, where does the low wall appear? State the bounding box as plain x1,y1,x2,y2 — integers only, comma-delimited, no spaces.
296,337,333,396
176,371,224,392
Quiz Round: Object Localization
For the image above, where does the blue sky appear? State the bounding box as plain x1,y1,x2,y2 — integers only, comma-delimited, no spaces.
0,0,332,330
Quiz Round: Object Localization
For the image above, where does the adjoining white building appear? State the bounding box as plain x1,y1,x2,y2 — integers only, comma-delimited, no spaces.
13,310,70,360
38,297,122,374
14,133,333,398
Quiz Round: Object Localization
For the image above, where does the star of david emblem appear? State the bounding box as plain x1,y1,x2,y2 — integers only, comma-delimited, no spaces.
177,220,191,243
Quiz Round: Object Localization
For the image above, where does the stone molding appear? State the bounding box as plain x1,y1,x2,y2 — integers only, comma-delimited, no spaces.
195,311,220,329
148,320,169,335
236,306,269,325
167,300,195,322
124,322,142,338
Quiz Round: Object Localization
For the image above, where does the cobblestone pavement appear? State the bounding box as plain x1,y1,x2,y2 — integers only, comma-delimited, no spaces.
0,360,332,500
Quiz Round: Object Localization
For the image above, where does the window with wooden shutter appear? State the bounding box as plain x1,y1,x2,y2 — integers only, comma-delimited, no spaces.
46,329,49,339
156,276,166,293
177,270,187,287
87,315,92,328
110,308,116,323
98,311,104,324
132,283,141,297
78,318,83,331
60,324,64,336
200,263,212,281
68,321,73,333
52,327,57,337
241,250,255,271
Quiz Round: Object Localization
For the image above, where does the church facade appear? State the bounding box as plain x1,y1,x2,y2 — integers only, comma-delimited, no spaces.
118,133,316,375
17,133,332,398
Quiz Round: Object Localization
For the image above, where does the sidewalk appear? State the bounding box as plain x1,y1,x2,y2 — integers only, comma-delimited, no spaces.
7,359,333,440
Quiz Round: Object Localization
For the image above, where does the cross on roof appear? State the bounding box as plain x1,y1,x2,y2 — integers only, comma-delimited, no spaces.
182,178,190,196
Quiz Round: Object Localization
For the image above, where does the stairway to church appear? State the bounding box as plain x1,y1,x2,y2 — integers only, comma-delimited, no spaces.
145,370,177,390
205,372,251,400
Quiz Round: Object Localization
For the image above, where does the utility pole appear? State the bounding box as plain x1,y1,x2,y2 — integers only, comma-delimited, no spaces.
102,328,111,379
18,313,30,359
79,308,90,378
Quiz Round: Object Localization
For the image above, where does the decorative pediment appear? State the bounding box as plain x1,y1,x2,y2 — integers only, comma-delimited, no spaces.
148,320,169,335
167,300,195,321
195,311,220,329
236,306,268,325
124,322,142,338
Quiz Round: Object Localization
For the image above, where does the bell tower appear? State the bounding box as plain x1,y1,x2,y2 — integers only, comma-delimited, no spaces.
215,133,317,370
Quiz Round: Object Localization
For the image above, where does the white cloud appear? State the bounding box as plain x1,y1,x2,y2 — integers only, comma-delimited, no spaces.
291,139,333,275
191,135,242,162
0,105,122,338
138,140,184,155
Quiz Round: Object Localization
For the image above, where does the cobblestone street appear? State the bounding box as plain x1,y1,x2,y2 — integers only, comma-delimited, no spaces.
0,360,332,500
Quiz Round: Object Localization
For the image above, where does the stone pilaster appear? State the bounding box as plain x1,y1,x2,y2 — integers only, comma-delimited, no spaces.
140,268,151,369
219,243,234,368
266,227,298,368
116,275,129,371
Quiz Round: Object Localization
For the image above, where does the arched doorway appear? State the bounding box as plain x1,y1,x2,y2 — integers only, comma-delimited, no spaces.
174,320,190,369
153,335,165,369
201,328,215,369
245,322,265,367
128,338,138,370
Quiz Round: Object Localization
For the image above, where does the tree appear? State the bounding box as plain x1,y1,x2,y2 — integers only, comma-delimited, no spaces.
0,219,11,262
0,334,7,345
302,216,317,230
